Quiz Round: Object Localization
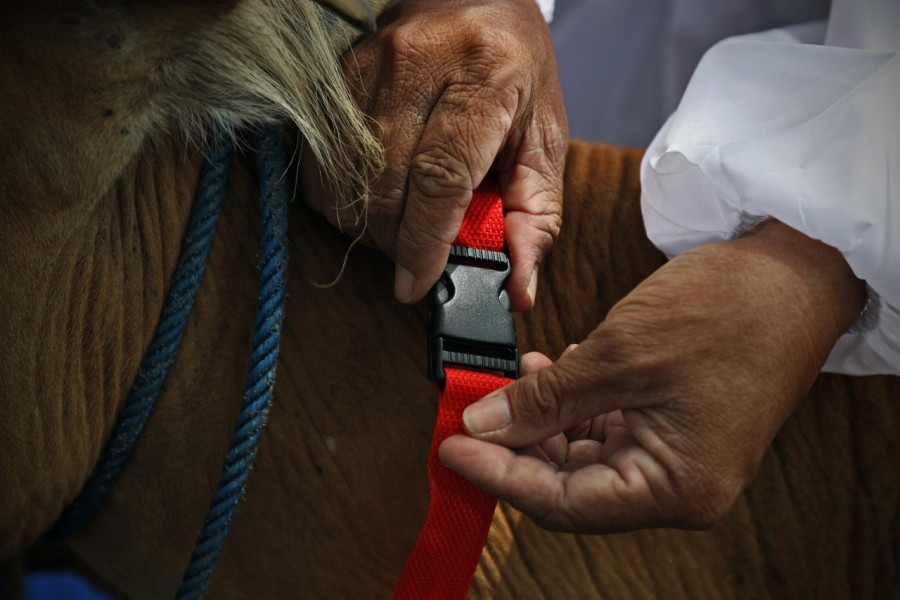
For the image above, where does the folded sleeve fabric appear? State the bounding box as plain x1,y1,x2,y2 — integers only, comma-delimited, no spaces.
535,0,554,22
640,0,900,375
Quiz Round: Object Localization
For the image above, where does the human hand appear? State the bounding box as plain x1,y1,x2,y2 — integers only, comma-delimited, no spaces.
440,220,866,532
304,0,567,311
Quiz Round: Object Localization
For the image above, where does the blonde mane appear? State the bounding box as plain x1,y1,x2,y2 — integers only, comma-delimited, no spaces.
155,0,385,210
0,0,385,217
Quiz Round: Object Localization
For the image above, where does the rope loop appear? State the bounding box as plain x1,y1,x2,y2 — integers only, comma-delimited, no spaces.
46,124,291,600
177,126,289,598
45,124,234,541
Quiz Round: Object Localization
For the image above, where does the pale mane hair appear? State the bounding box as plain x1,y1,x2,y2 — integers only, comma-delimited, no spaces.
154,0,385,212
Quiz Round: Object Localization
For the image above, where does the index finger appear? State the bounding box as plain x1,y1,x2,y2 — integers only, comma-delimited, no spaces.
438,434,672,533
393,82,516,303
496,105,566,311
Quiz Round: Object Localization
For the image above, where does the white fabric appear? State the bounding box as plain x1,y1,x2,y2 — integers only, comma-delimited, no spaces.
640,0,900,375
535,0,554,23
550,0,831,147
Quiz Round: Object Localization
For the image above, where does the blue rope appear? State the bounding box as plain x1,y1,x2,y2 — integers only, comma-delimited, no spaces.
46,124,291,600
45,125,235,541
176,126,289,598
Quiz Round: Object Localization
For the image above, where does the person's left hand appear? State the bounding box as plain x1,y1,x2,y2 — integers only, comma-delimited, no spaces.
439,220,866,533
305,0,568,311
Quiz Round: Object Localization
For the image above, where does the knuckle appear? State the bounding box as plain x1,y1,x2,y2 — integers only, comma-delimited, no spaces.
386,23,444,73
540,111,570,160
399,22,517,89
408,148,472,205
515,369,567,430
458,25,517,65
539,209,562,245
386,24,427,62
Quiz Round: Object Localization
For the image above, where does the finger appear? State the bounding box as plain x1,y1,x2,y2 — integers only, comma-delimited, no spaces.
334,30,437,252
393,79,518,303
460,337,638,448
345,38,494,304
569,412,613,443
439,434,671,533
522,347,596,445
520,345,577,376
517,443,551,463
534,432,569,466
564,439,603,467
439,434,571,527
561,343,579,358
519,351,553,375
497,108,566,311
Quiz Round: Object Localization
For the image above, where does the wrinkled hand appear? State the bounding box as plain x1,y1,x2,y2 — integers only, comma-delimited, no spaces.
440,221,866,533
306,0,567,310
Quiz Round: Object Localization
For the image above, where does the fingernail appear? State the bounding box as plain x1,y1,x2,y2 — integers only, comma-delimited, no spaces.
463,392,511,434
562,343,579,357
526,266,539,307
394,265,415,303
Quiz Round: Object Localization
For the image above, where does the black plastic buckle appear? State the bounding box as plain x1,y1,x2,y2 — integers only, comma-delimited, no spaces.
427,245,519,387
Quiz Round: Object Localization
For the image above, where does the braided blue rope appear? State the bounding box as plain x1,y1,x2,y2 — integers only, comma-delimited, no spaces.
45,125,235,541
46,124,290,600
176,126,289,599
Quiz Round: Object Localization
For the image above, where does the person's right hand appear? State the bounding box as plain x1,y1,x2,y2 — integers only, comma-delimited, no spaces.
304,0,567,311
440,220,866,533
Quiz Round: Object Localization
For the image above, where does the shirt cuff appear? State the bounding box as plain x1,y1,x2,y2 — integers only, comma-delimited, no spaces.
639,26,900,376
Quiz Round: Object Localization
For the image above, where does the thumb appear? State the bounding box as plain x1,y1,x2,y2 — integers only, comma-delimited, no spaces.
461,341,613,447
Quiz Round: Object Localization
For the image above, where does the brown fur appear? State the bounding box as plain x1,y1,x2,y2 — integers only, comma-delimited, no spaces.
0,0,387,561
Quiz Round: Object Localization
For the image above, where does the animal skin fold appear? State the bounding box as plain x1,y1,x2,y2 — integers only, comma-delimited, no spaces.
640,0,900,375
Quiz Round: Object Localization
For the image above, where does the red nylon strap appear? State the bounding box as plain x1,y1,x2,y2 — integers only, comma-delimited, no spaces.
454,178,505,253
394,369,513,600
394,178,511,600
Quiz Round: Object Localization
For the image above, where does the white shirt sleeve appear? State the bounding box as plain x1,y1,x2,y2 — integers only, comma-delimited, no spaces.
640,0,900,375
535,0,554,22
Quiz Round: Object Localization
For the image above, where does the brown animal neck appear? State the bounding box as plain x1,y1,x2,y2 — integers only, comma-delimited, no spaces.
0,138,204,555
62,141,438,597
0,1,232,554
0,2,235,213
0,0,386,557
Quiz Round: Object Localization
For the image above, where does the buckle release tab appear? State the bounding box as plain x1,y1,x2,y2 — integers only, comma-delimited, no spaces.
427,245,519,387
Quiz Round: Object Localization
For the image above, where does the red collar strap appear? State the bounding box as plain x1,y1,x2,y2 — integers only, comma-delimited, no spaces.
394,177,518,600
